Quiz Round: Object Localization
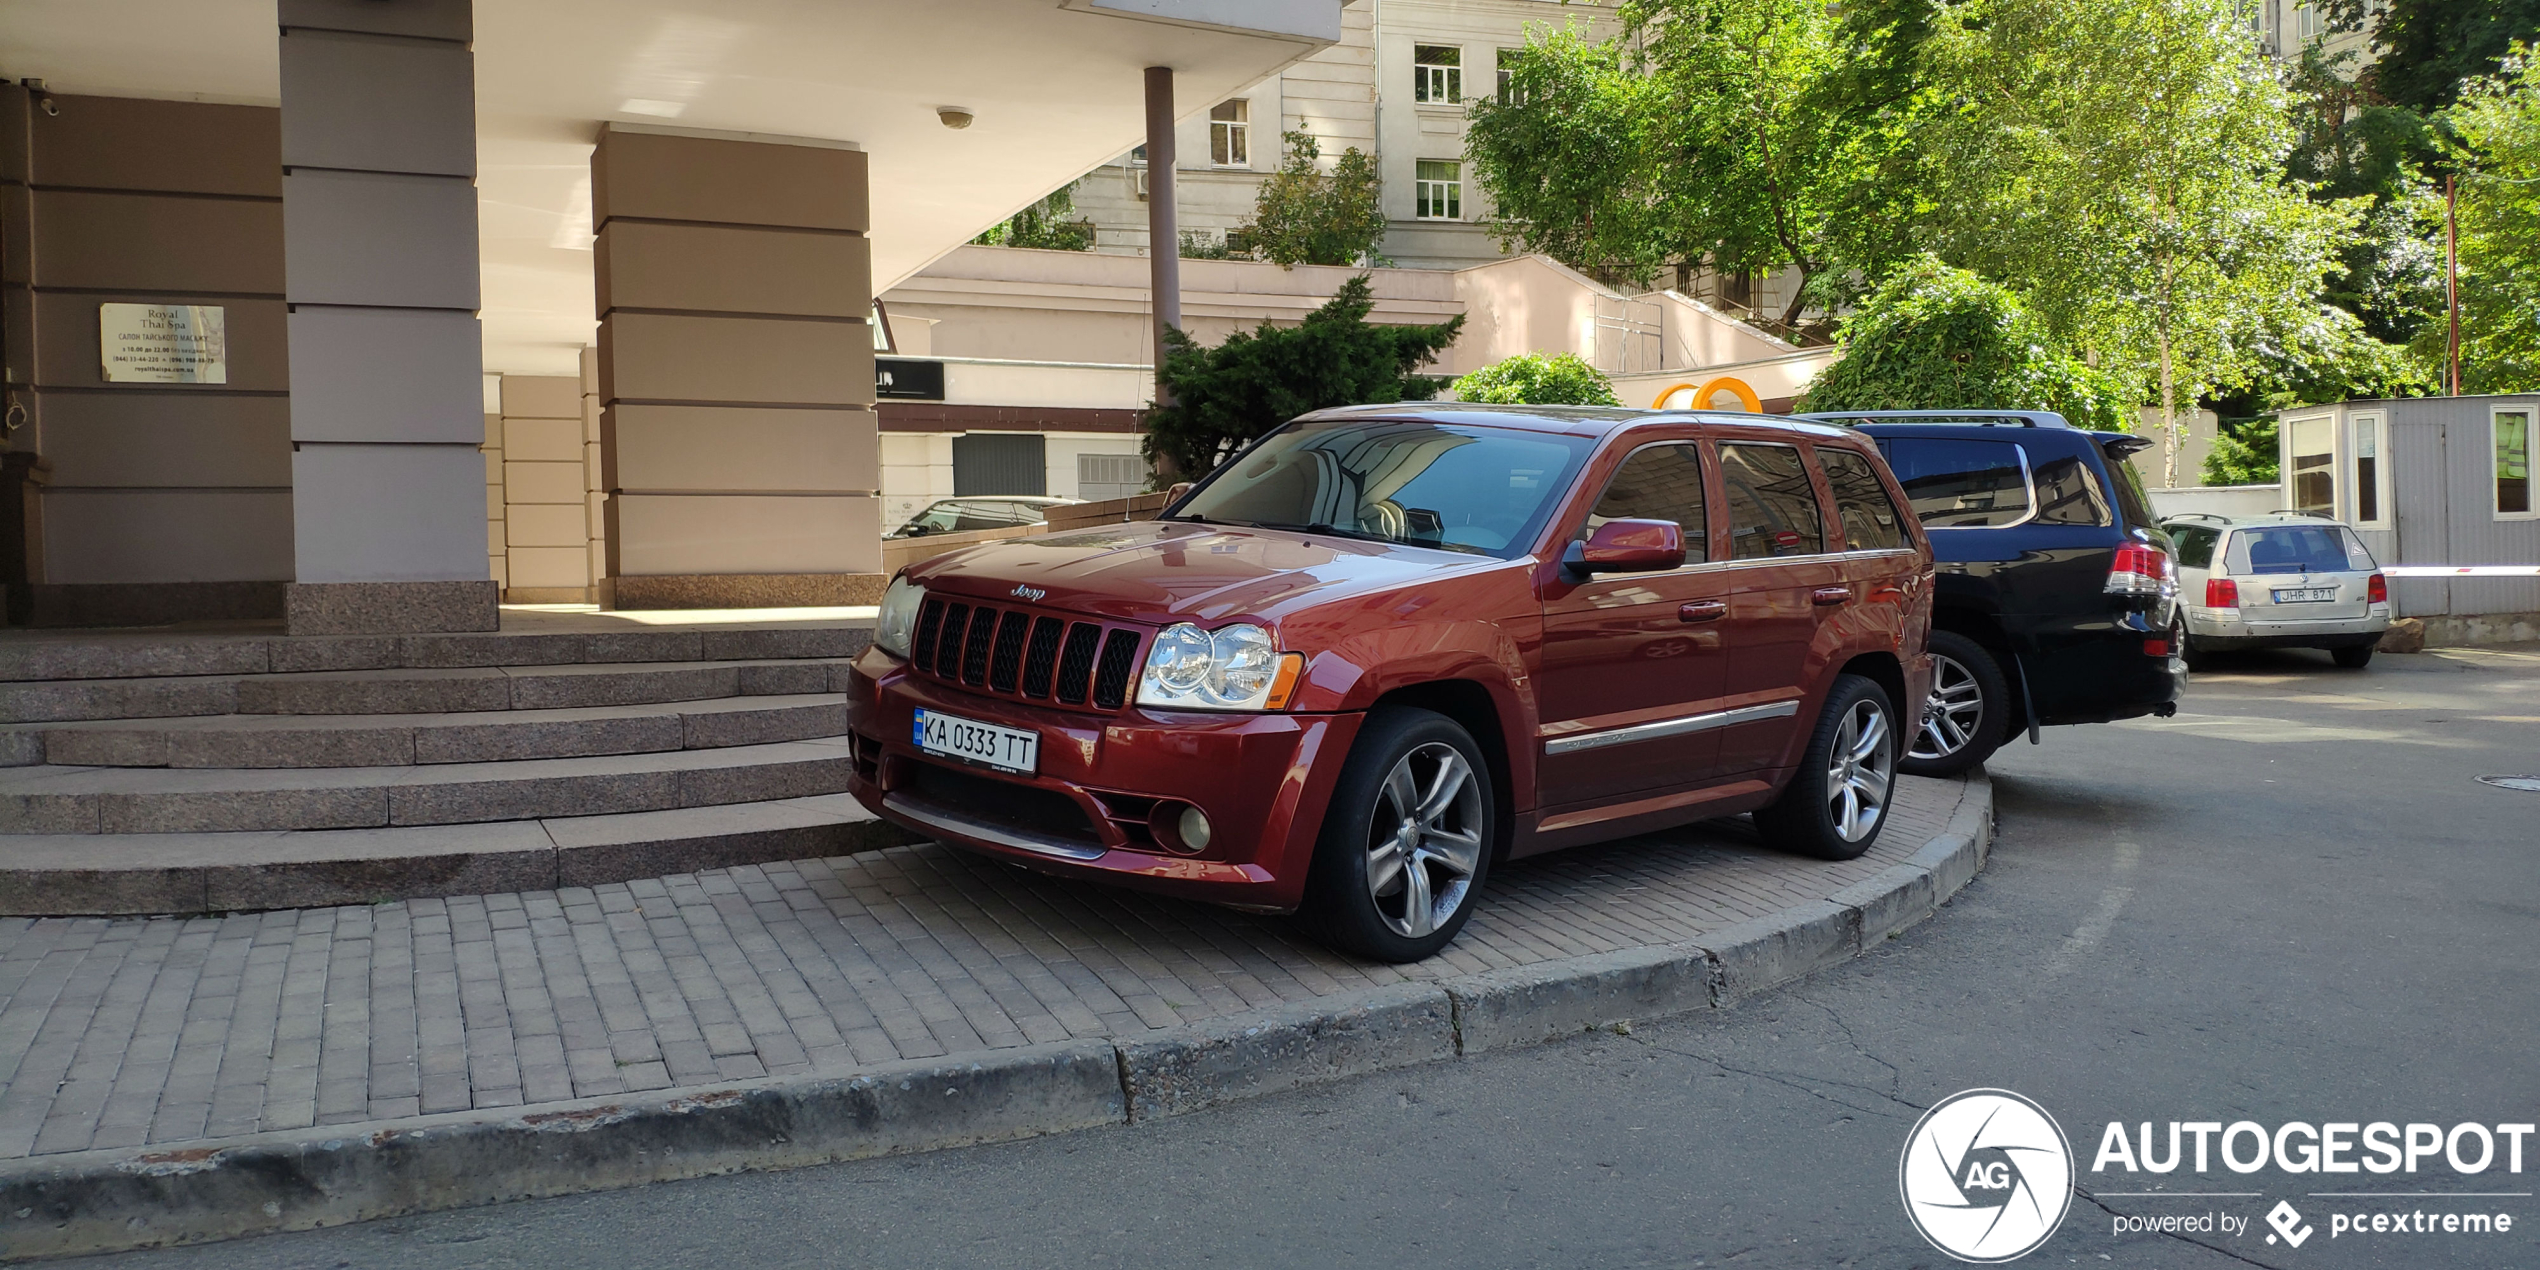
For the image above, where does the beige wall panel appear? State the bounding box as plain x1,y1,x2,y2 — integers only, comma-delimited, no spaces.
501,414,582,462
487,520,506,554
487,486,504,519
589,541,608,581
483,451,504,484
595,222,870,319
600,313,873,408
586,490,608,534
505,546,589,589
489,556,507,590
611,405,877,493
37,392,292,488
503,460,586,505
483,412,502,447
503,503,586,548
30,96,281,198
42,489,294,583
592,130,868,233
29,191,284,294
585,443,603,491
499,375,581,420
31,293,288,390
613,493,881,575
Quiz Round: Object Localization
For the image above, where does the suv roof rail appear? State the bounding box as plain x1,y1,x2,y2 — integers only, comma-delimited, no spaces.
2162,512,2233,524
1796,409,2075,429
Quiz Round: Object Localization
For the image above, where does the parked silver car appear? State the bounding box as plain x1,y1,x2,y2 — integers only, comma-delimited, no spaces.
2161,513,2390,669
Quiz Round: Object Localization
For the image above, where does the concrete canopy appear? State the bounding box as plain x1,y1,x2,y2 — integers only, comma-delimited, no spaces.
0,0,1342,376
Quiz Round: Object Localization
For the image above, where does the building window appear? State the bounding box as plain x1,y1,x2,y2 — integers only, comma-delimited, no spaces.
1415,45,1461,104
1209,99,1249,167
2497,409,2534,518
1495,49,1517,104
2286,413,2336,517
1415,160,1462,220
2296,3,2317,40
2351,412,2385,526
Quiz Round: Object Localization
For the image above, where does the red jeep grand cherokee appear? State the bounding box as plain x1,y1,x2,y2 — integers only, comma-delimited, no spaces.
845,405,1933,962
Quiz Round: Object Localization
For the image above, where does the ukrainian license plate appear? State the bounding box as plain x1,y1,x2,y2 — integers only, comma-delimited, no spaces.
2272,587,2338,603
913,709,1038,775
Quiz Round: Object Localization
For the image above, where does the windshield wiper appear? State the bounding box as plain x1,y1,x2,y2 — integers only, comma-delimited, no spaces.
1241,520,1392,545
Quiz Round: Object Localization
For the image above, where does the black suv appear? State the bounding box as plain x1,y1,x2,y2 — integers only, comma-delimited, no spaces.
1798,410,2185,775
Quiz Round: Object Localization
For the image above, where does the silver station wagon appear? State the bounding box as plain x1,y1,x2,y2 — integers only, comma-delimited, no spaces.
2162,513,2392,669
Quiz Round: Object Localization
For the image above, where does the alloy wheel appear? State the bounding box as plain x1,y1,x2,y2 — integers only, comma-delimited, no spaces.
1909,653,1983,762
1363,741,1485,939
1826,697,1895,843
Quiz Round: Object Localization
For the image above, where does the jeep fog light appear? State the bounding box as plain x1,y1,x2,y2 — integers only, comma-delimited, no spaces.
1177,804,1212,851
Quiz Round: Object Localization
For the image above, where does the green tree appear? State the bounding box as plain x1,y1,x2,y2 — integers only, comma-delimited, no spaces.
1466,2,1913,330
1241,132,1388,268
2202,415,2281,485
1452,352,1622,405
1143,276,1464,476
971,181,1094,251
1797,257,2132,432
2285,45,2446,348
1917,0,2360,484
2326,0,2540,113
2443,50,2540,392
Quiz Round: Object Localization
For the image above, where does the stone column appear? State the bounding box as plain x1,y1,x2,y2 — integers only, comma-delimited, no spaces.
591,125,879,609
1144,67,1181,403
497,375,591,602
279,0,497,634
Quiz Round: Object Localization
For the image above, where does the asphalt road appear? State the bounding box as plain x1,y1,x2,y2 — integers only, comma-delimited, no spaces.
87,646,2540,1270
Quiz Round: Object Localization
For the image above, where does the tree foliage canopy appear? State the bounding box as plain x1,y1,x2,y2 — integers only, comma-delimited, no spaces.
1798,257,2132,431
1241,132,1388,268
1142,276,1464,477
2444,50,2540,392
2341,0,2540,113
970,181,1094,251
1451,352,1622,406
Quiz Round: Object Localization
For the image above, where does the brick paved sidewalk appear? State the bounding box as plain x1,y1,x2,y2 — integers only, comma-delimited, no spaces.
0,777,1964,1160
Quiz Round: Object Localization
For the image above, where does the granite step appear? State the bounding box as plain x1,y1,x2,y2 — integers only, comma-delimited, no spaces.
0,625,873,684
0,658,859,725
10,694,849,769
0,738,859,835
0,793,918,915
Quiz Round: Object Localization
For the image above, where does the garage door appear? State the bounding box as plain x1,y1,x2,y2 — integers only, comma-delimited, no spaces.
952,433,1047,496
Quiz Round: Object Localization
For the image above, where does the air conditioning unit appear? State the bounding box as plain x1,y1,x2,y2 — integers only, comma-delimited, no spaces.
1131,166,1149,201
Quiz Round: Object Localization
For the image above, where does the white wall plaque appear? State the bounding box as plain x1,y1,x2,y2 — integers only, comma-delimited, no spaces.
99,303,228,384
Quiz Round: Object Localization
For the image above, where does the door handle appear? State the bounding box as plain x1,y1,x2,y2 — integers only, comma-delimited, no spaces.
1812,586,1853,606
1679,600,1727,623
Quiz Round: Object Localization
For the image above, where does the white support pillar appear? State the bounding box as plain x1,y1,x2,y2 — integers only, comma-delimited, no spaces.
279,0,497,633
1144,67,1180,406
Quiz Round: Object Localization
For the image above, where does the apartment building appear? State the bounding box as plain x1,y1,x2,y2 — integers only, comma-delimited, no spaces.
1066,0,1620,270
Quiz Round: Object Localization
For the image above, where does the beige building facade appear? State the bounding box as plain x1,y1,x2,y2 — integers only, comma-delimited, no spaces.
0,0,1348,631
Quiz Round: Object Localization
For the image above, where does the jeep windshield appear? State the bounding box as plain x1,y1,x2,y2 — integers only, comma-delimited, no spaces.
1166,418,1594,558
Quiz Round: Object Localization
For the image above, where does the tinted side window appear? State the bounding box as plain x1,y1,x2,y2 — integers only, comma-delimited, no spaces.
1818,449,1906,550
2030,453,2113,526
1584,442,1708,558
1721,443,1825,559
2102,445,2163,530
2169,525,2219,569
1876,439,2032,527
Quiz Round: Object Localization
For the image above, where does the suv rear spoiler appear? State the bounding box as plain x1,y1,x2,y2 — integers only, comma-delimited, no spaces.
1797,409,2074,429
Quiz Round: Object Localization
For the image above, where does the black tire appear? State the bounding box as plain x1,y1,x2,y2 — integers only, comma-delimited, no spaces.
1755,675,1900,862
1297,707,1496,962
1899,630,2008,778
2331,643,2374,669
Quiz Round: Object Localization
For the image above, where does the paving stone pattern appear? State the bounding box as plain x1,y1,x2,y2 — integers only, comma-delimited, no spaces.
0,777,1963,1159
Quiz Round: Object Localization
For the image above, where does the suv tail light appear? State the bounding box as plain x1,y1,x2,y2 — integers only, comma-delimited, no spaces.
2205,577,2239,608
2105,542,2176,597
2368,572,2388,605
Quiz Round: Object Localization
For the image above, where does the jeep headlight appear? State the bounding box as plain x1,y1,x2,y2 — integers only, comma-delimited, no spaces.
874,574,925,659
1136,622,1305,711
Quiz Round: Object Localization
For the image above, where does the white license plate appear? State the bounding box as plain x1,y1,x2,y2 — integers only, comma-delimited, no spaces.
2272,587,2338,603
913,709,1038,775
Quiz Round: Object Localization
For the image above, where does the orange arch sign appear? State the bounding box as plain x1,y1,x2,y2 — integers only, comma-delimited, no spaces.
1650,376,1764,413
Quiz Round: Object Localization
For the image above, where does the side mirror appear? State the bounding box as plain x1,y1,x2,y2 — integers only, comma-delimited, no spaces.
1562,518,1686,576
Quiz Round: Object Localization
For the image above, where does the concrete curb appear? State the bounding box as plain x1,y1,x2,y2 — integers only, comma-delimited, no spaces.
0,775,1993,1260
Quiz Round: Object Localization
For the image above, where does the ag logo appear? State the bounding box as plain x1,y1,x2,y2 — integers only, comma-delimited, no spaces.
1899,1088,2075,1263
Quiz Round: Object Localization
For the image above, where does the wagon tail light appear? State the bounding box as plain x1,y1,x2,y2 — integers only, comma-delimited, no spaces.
2105,542,2176,598
2205,577,2239,608
2368,572,2388,605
